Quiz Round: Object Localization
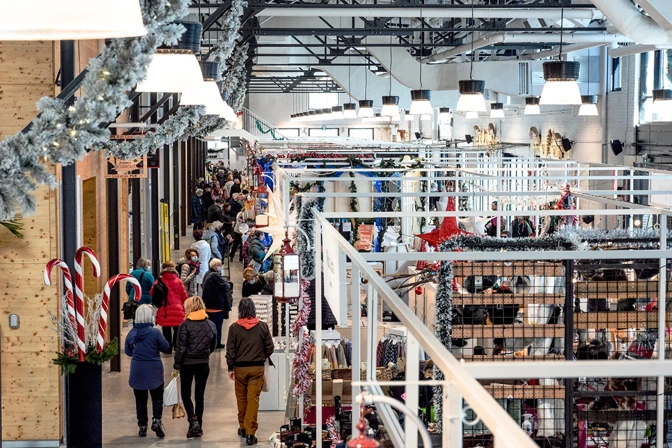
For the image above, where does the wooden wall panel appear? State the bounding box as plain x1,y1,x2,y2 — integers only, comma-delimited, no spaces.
0,41,60,442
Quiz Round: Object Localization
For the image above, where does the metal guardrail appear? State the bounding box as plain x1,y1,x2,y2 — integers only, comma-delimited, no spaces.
240,106,287,140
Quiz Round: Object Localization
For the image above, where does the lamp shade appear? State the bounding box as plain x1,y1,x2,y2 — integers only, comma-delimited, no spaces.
315,109,324,121
490,102,505,119
358,100,374,118
180,81,227,116
409,90,432,115
158,21,202,53
652,89,672,114
199,61,219,82
381,95,400,117
0,0,147,40
578,94,598,116
331,105,343,119
403,109,413,121
466,111,478,119
540,61,582,105
456,80,486,112
438,107,451,120
136,54,204,93
343,103,357,119
273,234,301,304
322,108,333,120
307,110,317,121
524,96,541,115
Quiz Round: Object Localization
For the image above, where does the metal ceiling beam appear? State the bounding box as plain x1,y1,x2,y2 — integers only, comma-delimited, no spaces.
244,26,606,35
201,0,233,32
250,42,554,48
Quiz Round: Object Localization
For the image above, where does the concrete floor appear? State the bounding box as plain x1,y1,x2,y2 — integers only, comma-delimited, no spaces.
102,231,285,447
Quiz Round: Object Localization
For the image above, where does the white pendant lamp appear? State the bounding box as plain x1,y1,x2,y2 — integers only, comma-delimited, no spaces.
136,22,204,93
438,107,451,121
343,103,357,119
180,81,226,115
578,95,598,116
525,97,541,115
315,109,325,121
652,89,672,114
331,106,343,120
420,114,431,121
410,90,433,115
0,0,147,40
540,61,582,105
307,111,317,122
456,80,487,112
381,96,400,117
490,103,505,119
322,108,333,120
403,110,413,122
358,100,374,118
466,111,478,119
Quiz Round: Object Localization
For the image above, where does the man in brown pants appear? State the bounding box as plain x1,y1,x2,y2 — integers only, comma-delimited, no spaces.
226,298,275,446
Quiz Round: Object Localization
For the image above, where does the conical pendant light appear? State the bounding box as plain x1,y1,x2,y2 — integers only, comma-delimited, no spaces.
343,54,358,119
466,111,478,119
359,65,374,118
578,95,598,116
410,22,432,115
524,97,541,115
456,1,486,112
439,107,451,120
331,105,344,119
0,0,147,40
652,89,672,114
381,39,400,117
540,5,582,105
490,102,505,119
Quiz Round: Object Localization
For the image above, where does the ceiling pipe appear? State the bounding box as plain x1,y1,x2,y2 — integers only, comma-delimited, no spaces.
589,0,672,46
424,32,629,64
522,42,614,60
609,44,671,58
256,7,604,20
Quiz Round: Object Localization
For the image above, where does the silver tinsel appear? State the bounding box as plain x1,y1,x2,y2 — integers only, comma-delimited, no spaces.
296,197,317,281
0,0,189,220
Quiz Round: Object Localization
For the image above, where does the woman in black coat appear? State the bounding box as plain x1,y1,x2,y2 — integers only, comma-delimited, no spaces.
201,258,233,349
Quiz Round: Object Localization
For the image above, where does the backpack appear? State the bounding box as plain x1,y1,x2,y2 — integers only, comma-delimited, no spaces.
176,262,187,279
151,278,169,308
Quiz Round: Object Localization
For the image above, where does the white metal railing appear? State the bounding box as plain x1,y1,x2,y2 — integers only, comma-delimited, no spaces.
240,107,287,140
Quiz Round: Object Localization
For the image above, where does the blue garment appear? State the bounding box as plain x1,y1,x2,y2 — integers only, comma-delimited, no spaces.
126,268,155,305
191,195,205,224
125,323,171,390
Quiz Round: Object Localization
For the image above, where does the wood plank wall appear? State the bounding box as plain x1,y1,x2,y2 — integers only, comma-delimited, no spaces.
0,41,61,441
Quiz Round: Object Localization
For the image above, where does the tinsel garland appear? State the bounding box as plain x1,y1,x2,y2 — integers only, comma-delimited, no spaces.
297,198,317,281
102,105,205,159
0,0,190,220
326,415,342,447
207,0,247,82
291,281,313,416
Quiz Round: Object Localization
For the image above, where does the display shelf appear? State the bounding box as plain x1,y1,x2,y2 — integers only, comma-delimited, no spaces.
453,293,564,305
456,354,565,362
576,410,667,422
452,324,565,339
453,262,564,277
575,281,672,298
483,384,565,400
574,311,672,328
307,378,353,405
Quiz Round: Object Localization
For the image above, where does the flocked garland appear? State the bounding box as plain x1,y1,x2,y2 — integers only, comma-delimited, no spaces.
207,0,247,82
222,43,250,111
0,0,190,220
296,197,317,281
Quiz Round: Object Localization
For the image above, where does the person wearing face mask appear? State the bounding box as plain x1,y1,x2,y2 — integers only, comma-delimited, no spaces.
241,267,274,298
177,249,200,296
201,258,233,349
127,257,155,305
152,261,188,353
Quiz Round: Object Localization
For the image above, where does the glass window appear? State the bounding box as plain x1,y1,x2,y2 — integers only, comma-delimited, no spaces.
611,57,622,91
348,128,374,140
276,128,300,138
309,128,339,137
309,93,339,110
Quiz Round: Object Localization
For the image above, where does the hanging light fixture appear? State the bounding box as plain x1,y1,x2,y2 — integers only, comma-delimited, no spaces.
0,0,147,40
315,109,324,121
273,233,301,304
578,95,598,116
466,111,478,119
322,108,333,120
358,100,374,118
331,105,344,120
343,103,358,119
490,103,505,119
652,89,672,114
438,107,451,121
180,81,228,116
525,97,541,115
136,21,204,93
410,21,432,115
420,114,431,121
456,2,487,112
381,39,400,117
403,110,413,122
307,110,317,122
540,5,582,105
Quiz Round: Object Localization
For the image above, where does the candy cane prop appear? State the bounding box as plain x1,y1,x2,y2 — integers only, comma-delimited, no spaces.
74,247,101,361
44,259,77,350
98,274,141,352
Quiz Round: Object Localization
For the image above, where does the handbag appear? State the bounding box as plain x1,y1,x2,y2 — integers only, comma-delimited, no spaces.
262,358,272,393
122,271,145,319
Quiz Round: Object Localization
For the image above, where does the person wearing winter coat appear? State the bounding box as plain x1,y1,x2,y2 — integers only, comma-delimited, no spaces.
226,298,275,446
190,230,212,287
126,258,155,305
191,189,205,230
177,249,200,296
125,304,171,439
229,193,243,216
247,231,268,271
207,199,225,224
230,178,242,196
224,175,235,198
201,258,233,349
202,185,214,212
242,267,274,298
174,297,217,439
151,261,188,352
229,211,246,263
203,222,223,261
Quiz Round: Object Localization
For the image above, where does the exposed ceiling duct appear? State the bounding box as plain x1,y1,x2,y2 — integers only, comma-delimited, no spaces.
589,0,672,47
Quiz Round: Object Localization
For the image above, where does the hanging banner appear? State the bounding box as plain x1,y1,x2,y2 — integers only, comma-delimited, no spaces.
322,223,347,327
159,200,170,264
105,155,148,178
358,224,375,251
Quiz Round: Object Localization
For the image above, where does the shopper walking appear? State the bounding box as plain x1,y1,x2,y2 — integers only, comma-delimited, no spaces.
190,230,212,289
226,298,275,445
247,230,268,272
203,221,224,260
191,189,205,230
126,258,155,305
230,211,246,263
202,184,214,212
174,296,217,439
242,267,273,298
207,198,225,224
202,258,233,348
230,178,242,196
152,261,188,353
177,249,200,296
224,174,235,198
124,304,171,439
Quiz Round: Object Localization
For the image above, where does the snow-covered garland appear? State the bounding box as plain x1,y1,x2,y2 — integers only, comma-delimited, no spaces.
431,228,661,431
184,116,229,139
296,197,318,281
207,0,247,82
222,43,250,111
0,0,190,220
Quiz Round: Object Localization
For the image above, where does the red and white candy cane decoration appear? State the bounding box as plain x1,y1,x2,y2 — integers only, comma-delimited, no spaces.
74,247,101,361
44,259,77,347
98,274,141,352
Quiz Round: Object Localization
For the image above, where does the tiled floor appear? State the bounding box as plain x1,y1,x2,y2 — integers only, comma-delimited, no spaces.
102,231,285,447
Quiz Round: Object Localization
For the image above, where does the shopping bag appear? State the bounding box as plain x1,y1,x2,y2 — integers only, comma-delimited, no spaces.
172,403,186,419
163,375,179,407
262,358,272,393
